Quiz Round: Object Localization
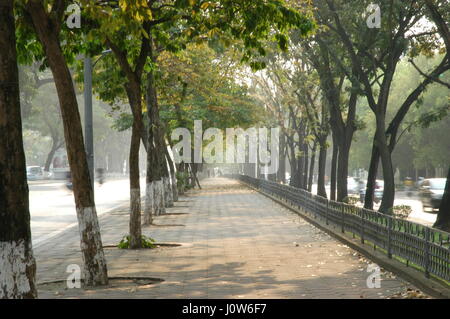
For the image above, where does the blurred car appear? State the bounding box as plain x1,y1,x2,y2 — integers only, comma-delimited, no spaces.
419,178,446,210
374,180,384,202
43,169,53,179
26,166,44,181
359,180,384,203
64,171,73,191
347,177,359,195
358,179,367,202
285,173,291,185
416,177,425,188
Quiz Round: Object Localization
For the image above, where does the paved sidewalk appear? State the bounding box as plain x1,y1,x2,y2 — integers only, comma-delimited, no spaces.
36,178,424,298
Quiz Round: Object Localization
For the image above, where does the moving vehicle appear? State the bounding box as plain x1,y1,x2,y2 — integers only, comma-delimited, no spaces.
26,166,44,181
359,180,384,203
404,177,414,197
374,180,384,203
419,178,446,211
347,177,359,195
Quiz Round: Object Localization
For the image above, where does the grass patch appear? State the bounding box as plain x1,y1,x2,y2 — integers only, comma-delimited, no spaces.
118,235,156,249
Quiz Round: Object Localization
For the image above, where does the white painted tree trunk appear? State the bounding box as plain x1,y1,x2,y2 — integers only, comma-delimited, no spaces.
75,207,108,286
143,182,154,225
162,177,169,207
153,180,166,215
159,180,166,213
171,175,179,202
164,177,174,207
0,240,37,299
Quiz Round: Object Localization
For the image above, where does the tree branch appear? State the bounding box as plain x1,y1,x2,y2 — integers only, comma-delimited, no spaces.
424,0,450,52
409,58,450,89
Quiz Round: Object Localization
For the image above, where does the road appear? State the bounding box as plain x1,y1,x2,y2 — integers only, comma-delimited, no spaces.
310,184,437,227
28,178,437,249
392,191,437,226
28,177,145,248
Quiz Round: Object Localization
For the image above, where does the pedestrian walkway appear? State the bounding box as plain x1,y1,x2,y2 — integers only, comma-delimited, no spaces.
36,178,424,298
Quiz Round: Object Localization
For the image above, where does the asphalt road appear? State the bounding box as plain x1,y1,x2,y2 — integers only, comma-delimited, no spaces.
28,177,145,248
310,185,437,227
393,191,437,226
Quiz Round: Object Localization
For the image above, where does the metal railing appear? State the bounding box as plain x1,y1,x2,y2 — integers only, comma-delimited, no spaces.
231,174,450,284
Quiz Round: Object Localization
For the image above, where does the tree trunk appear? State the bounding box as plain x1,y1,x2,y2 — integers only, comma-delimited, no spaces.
162,156,173,208
364,139,380,209
26,1,108,286
287,138,297,186
164,146,179,202
0,1,37,298
277,131,286,183
177,163,186,195
44,136,62,172
190,163,202,188
123,82,144,245
433,166,450,232
145,41,165,219
308,142,317,192
295,155,304,188
337,140,350,202
317,137,328,198
302,142,309,189
376,120,396,214
129,120,142,249
330,133,338,201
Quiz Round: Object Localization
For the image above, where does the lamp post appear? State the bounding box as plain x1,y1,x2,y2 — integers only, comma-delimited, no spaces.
83,50,112,192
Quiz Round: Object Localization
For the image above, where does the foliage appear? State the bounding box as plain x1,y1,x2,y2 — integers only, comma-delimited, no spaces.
118,235,156,249
77,0,316,136
176,171,192,191
343,196,359,205
159,43,263,137
391,205,413,220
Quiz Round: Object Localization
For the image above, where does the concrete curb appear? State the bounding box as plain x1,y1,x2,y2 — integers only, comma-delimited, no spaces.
242,181,450,299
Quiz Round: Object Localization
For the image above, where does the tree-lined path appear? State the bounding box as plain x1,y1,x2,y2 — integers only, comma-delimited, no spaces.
36,178,422,298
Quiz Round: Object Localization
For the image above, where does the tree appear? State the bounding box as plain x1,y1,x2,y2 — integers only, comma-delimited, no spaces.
122,0,315,219
21,80,65,171
158,42,263,186
81,3,154,244
18,0,108,286
250,46,330,195
250,61,290,183
362,0,450,210
302,32,359,202
348,54,449,181
288,49,330,196
0,0,37,298
319,0,449,213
